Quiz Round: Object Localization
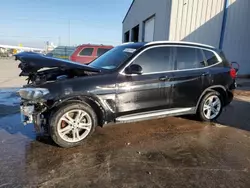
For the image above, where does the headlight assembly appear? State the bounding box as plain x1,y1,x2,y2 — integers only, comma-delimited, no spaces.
18,88,49,100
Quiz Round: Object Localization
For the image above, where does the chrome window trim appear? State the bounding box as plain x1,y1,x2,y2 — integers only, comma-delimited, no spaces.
119,44,222,76
145,41,215,49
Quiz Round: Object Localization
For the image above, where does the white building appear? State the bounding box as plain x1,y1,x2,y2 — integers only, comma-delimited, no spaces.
122,0,250,75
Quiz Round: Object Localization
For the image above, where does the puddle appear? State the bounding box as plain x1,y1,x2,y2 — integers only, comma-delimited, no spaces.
0,88,21,106
0,113,36,140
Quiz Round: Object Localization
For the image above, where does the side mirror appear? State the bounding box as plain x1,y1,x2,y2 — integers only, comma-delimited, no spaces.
124,64,143,75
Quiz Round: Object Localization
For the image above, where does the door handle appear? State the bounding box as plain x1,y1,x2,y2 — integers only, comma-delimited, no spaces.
159,76,169,81
202,72,209,76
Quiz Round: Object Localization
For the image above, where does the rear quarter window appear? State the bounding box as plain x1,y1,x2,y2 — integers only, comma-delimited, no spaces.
203,50,220,66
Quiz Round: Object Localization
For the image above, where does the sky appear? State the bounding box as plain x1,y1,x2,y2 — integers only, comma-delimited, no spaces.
0,0,133,48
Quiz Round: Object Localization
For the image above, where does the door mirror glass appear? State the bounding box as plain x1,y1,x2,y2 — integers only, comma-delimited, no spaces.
125,64,143,75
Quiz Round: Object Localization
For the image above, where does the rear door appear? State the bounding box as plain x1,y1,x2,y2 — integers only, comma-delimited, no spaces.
170,46,209,108
116,46,174,116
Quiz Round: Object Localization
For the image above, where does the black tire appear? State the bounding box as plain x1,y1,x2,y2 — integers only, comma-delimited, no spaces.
197,91,223,122
49,101,97,148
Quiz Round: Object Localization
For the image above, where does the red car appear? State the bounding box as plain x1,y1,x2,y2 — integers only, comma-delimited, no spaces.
69,44,113,64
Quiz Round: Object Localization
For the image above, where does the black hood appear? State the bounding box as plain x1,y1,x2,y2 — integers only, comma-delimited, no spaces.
14,52,101,76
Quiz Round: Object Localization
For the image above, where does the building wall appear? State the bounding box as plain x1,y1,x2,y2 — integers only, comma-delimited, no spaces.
122,0,172,42
169,0,224,48
169,0,250,74
222,0,250,75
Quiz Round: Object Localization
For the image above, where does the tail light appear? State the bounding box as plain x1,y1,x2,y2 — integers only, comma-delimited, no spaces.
230,68,236,79
230,62,239,79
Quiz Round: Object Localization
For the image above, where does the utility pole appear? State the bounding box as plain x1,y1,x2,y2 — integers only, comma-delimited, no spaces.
68,20,71,46
58,36,61,46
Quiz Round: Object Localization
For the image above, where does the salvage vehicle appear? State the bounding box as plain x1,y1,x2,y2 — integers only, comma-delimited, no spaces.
15,41,236,148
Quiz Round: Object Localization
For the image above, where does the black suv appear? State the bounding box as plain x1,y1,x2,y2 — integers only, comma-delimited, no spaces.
16,41,236,147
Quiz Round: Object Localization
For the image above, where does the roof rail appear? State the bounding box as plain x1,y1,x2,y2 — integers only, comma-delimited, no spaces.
145,41,215,49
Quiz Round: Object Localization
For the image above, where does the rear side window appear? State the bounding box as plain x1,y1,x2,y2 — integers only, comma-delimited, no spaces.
175,47,205,70
97,48,110,57
79,48,94,56
132,47,174,73
203,50,219,66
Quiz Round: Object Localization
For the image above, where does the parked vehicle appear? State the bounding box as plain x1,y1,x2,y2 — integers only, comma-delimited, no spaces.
69,44,113,64
15,41,236,148
46,46,76,60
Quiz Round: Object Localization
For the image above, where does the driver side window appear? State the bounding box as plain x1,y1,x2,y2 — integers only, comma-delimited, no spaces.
132,47,174,74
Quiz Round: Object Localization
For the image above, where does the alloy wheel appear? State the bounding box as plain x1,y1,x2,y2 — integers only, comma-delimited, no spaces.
57,109,92,143
203,95,221,120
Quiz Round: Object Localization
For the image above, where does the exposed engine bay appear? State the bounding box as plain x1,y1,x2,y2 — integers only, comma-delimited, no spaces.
20,66,96,85
15,51,101,85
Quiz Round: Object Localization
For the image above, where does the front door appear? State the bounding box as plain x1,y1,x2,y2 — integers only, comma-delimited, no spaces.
170,46,208,108
116,46,174,117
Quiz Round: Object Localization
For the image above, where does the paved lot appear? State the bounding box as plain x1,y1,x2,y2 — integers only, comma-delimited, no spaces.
0,91,249,187
0,58,26,88
1,59,250,187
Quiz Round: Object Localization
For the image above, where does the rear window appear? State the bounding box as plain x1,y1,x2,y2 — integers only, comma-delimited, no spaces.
97,48,110,57
79,48,94,56
203,50,219,66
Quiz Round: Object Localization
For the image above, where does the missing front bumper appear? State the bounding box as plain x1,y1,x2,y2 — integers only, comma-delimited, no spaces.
20,105,35,125
20,103,49,135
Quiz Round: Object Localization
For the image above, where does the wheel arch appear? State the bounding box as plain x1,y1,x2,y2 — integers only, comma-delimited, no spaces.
195,85,228,111
49,94,110,127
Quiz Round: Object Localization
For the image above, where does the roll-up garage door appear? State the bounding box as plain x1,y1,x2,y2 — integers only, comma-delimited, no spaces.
144,16,155,42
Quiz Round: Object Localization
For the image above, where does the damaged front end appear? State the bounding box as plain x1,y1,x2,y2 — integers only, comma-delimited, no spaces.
19,88,50,134
15,52,102,134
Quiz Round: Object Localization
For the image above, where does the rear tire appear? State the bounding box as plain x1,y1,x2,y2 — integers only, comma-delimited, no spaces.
197,91,223,122
49,102,97,148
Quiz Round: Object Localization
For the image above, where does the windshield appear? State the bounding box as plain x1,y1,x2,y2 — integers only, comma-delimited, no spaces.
89,45,139,70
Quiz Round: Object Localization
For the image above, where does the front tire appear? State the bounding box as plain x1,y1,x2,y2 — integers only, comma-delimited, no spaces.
50,102,97,148
198,91,223,122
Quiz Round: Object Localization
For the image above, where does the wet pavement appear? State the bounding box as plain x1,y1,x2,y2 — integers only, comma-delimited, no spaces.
0,90,250,187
